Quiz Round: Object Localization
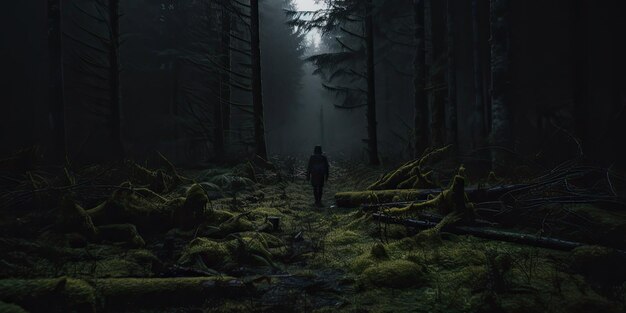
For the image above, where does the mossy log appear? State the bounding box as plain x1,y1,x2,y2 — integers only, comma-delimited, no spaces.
85,184,244,234
381,175,473,219
178,234,277,270
335,189,442,208
336,184,528,208
0,277,96,313
86,189,179,233
372,213,626,253
0,277,246,312
93,277,246,309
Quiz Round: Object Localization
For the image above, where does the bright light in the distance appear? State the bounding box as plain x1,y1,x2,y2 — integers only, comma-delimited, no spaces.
293,0,326,51
294,0,325,11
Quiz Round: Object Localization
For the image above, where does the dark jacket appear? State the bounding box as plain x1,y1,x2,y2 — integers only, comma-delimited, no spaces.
307,154,329,186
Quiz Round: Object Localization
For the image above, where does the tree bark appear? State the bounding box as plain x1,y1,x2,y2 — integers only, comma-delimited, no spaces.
446,0,458,147
471,0,486,147
320,104,325,147
250,0,268,160
572,0,588,148
214,4,230,160
425,0,444,148
48,0,66,161
489,0,512,170
413,0,429,157
108,0,123,159
365,0,380,165
220,4,232,136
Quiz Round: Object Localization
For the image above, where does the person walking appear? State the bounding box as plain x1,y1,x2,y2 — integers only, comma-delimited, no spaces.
306,145,329,207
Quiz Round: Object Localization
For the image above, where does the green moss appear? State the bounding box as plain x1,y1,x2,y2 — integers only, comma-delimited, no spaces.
86,189,174,232
351,254,376,274
366,146,448,191
250,206,283,218
335,189,431,208
127,249,160,265
238,231,284,248
92,259,151,278
174,184,208,229
350,243,390,274
384,174,472,219
325,230,361,246
359,260,424,289
0,278,96,313
210,174,256,192
432,244,486,269
370,243,389,260
178,237,231,267
93,277,237,309
0,301,27,313
177,234,278,269
239,236,274,266
215,216,255,236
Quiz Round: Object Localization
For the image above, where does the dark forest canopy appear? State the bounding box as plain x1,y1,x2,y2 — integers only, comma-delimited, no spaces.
1,0,625,169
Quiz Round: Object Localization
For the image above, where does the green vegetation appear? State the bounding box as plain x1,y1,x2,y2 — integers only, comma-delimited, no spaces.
0,158,624,312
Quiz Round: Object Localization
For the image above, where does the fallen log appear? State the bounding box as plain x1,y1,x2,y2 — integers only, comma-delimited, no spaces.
336,184,528,208
380,211,498,228
335,189,441,208
0,276,249,313
372,213,625,253
94,277,249,309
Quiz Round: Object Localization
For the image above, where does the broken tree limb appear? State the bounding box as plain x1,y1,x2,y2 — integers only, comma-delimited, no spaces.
336,184,529,208
372,213,626,254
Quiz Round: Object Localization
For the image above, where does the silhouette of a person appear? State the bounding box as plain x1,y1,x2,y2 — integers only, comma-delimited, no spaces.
306,145,329,207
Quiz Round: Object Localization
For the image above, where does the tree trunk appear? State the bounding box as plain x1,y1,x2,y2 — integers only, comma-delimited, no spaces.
214,5,230,160
413,0,429,157
320,104,325,147
471,0,486,147
108,0,123,159
365,0,380,165
220,5,232,136
250,0,268,160
489,0,512,170
446,0,458,147
572,0,588,149
425,0,444,148
48,0,66,161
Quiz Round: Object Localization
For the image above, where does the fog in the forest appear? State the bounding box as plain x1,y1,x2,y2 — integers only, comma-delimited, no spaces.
266,0,368,160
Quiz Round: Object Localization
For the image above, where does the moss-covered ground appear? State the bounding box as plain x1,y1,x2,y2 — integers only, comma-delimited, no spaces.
0,159,625,312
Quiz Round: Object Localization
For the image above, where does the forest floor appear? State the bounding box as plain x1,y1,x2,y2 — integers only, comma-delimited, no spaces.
1,155,626,312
